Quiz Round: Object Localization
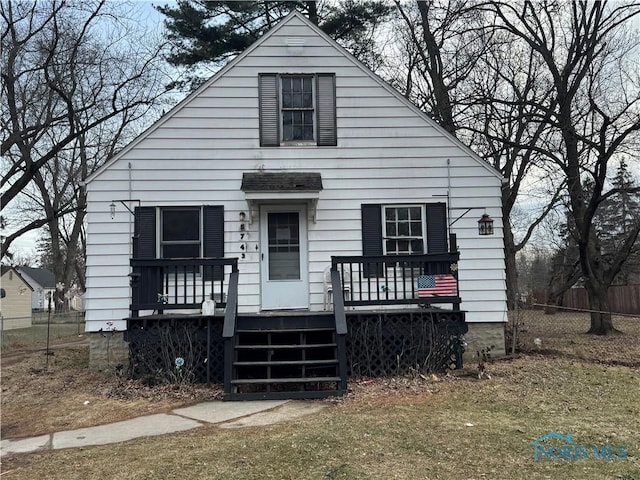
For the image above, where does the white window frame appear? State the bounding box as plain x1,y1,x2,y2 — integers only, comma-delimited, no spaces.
158,207,203,259
280,74,316,144
382,204,427,255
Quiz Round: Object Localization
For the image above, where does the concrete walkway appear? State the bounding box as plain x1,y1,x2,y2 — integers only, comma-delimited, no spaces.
0,400,325,457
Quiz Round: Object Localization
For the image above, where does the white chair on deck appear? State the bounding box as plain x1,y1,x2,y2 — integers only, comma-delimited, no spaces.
323,265,351,310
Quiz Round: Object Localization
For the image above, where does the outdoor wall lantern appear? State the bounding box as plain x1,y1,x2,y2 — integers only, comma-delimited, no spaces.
478,213,495,236
448,205,496,236
109,199,141,219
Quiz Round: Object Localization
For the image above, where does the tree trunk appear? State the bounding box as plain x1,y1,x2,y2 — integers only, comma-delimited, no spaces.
584,279,616,335
503,220,518,310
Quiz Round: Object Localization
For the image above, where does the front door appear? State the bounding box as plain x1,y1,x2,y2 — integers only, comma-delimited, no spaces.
260,205,309,310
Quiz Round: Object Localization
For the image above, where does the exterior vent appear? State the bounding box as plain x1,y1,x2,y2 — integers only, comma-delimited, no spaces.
286,37,305,55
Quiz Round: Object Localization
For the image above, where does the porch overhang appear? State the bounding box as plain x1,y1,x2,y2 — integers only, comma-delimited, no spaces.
241,172,323,223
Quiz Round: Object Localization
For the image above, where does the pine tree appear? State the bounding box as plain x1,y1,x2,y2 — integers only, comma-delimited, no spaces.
157,0,392,89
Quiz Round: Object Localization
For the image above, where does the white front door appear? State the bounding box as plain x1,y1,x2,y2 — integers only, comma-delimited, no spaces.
260,205,309,310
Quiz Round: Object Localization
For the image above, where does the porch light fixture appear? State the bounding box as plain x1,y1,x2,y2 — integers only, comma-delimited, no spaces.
478,213,494,236
109,199,141,219
447,204,496,236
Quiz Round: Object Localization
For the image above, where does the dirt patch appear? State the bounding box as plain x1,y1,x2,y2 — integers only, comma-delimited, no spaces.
1,344,221,439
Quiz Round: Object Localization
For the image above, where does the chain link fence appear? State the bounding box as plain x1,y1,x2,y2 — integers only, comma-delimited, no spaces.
1,311,85,352
506,304,640,367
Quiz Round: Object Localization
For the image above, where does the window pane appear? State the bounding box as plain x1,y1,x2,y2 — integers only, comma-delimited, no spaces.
282,78,292,93
397,208,409,221
162,243,200,259
303,126,313,140
293,92,303,108
283,125,293,141
283,110,293,125
268,212,300,280
292,77,302,92
398,222,410,236
303,111,313,125
282,92,292,108
411,221,422,236
397,240,410,253
386,221,396,236
303,76,312,92
385,209,395,221
409,207,421,219
411,239,424,254
386,239,396,253
162,210,199,241
303,92,312,106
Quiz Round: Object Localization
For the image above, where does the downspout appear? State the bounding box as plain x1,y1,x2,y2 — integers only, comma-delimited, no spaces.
447,158,452,243
128,162,133,258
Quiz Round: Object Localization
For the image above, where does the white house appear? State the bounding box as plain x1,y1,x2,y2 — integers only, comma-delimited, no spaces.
15,266,56,311
84,12,507,399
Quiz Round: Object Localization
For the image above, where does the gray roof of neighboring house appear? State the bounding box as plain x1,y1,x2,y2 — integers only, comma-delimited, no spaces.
241,172,323,192
16,266,56,289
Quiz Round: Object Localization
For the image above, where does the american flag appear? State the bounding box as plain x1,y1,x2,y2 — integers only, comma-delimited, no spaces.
417,274,457,297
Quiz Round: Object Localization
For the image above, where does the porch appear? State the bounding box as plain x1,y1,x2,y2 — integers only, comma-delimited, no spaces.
125,253,466,400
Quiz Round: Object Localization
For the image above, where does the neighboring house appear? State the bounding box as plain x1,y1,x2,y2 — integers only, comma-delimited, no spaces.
0,266,34,330
15,266,56,311
84,12,507,399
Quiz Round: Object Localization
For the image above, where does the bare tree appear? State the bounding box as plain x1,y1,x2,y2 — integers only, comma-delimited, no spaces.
1,0,170,304
1,0,168,257
487,0,640,333
389,1,564,308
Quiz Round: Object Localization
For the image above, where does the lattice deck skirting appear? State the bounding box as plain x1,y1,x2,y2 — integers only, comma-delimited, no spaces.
345,310,467,377
124,310,466,385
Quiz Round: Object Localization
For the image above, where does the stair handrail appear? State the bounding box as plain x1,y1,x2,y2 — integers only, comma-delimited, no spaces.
222,269,239,338
331,268,348,335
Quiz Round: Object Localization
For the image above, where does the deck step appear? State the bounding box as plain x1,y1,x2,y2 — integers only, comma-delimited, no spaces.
224,390,345,401
235,328,335,334
235,343,337,349
233,359,338,366
230,376,341,385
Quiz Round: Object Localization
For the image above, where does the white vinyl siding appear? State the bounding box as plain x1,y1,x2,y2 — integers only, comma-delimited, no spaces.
83,13,506,332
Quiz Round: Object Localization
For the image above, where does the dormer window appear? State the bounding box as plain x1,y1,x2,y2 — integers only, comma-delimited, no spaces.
281,76,314,142
259,73,336,147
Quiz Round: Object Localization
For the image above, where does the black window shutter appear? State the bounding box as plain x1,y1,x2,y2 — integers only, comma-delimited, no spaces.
426,202,448,254
132,207,160,306
203,205,224,280
316,74,336,146
361,204,383,277
259,74,279,146
133,206,156,259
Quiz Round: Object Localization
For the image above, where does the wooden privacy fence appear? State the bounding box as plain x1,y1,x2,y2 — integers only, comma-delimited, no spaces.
561,284,640,314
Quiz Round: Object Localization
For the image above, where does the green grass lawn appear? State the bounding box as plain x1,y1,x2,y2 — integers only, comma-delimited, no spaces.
3,355,639,480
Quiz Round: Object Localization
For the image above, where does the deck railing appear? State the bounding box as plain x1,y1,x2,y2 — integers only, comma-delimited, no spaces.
331,253,461,309
129,257,239,317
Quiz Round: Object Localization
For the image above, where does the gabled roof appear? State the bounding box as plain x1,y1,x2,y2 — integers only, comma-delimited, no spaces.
16,266,56,289
86,11,502,184
1,265,34,291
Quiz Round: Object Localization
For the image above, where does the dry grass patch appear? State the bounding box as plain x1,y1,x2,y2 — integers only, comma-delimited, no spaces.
1,345,220,439
2,355,639,480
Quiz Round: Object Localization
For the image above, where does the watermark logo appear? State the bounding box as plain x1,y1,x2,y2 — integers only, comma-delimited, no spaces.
532,432,627,461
